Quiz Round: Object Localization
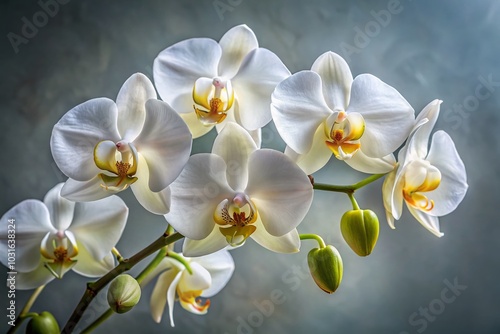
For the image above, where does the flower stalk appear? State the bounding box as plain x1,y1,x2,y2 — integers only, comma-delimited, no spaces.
299,234,326,249
81,246,171,333
166,251,193,274
61,230,184,333
312,173,387,194
112,247,124,263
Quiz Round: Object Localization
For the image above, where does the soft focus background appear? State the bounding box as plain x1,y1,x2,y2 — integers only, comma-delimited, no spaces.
1,0,499,333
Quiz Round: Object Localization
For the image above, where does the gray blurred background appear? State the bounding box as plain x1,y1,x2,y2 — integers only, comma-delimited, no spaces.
1,0,499,333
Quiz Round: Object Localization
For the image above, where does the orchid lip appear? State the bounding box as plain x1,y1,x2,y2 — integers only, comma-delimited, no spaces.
93,140,139,191
213,194,258,246
192,77,235,126
324,111,365,160
178,289,211,314
402,160,441,212
40,231,79,279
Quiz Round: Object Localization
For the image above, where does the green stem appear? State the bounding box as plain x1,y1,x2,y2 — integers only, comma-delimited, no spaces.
7,285,46,334
20,312,38,319
81,246,170,333
136,247,168,284
313,173,387,194
351,173,387,190
61,231,184,334
111,247,124,263
300,234,326,249
80,225,178,333
348,193,360,210
167,251,193,274
80,309,113,334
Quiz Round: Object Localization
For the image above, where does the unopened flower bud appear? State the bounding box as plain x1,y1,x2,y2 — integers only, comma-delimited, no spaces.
340,209,379,257
26,312,60,334
107,274,141,314
307,245,343,294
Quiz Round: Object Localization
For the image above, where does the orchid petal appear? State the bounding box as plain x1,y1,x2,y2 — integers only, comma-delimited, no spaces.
116,73,157,142
167,271,184,326
179,262,211,292
311,51,353,111
391,162,407,220
68,196,128,261
251,220,300,253
216,118,262,147
245,149,313,236
43,183,75,231
182,226,229,257
248,128,262,148
166,154,234,240
51,98,121,181
180,111,215,138
348,74,414,158
271,71,332,154
344,151,396,174
133,99,192,192
140,257,182,288
426,131,468,216
15,260,55,290
407,204,443,237
154,38,221,113
232,48,290,131
195,250,235,298
0,200,54,272
213,122,257,192
397,117,430,163
284,125,332,175
385,210,395,230
218,24,258,78
407,99,442,160
150,269,180,324
73,246,115,277
382,169,397,229
61,176,119,202
130,154,171,214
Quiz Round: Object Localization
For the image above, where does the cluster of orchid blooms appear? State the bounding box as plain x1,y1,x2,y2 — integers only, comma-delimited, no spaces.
0,24,468,332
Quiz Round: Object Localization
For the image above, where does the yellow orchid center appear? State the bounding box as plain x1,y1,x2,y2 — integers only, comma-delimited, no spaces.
177,289,211,314
53,246,69,263
325,111,365,160
40,231,79,279
213,193,258,247
193,77,235,126
93,140,139,191
402,160,441,212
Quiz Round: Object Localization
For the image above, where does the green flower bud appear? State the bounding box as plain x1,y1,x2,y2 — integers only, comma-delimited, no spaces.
107,274,141,314
26,312,60,334
307,245,343,294
340,209,379,257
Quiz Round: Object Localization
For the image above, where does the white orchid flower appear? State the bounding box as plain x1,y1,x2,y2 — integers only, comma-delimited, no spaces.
271,51,415,175
166,122,313,257
146,249,235,327
153,24,290,145
382,99,468,237
50,73,192,214
0,183,128,289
